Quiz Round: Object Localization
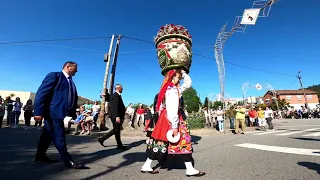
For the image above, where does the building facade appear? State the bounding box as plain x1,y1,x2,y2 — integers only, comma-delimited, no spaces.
263,90,319,110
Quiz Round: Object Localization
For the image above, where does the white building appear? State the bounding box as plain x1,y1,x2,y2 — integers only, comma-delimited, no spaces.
0,90,36,121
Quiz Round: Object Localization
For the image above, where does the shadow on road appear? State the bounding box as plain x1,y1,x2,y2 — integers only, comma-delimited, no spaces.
82,151,146,180
0,128,144,180
297,162,320,174
291,137,320,142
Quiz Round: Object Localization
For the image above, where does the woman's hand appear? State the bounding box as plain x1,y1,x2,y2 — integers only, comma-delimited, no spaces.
172,128,179,136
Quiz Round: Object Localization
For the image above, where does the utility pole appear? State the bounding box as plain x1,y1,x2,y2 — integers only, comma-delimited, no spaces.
108,35,122,95
297,70,309,111
99,35,115,131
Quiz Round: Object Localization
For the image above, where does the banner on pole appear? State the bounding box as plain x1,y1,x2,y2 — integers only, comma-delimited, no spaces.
255,83,262,91
241,9,261,25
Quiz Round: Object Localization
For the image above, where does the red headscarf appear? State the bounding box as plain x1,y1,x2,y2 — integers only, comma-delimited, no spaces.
156,69,176,112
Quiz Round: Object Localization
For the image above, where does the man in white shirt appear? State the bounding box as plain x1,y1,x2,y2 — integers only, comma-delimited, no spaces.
264,106,274,131
216,106,224,132
91,101,100,129
126,103,134,125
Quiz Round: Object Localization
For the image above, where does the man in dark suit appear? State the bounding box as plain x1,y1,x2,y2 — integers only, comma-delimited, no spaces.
34,61,87,169
98,84,127,150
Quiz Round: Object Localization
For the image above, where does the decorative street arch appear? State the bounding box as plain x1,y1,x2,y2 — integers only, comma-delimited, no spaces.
214,0,280,107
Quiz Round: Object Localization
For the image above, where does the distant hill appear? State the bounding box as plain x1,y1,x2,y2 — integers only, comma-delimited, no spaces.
305,84,320,97
78,96,95,106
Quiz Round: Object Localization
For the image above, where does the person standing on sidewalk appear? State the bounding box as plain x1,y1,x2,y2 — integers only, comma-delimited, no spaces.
0,97,5,128
257,107,266,129
23,99,34,130
235,105,246,134
216,106,224,132
143,107,152,132
265,106,274,131
227,106,236,129
5,96,14,127
13,97,23,128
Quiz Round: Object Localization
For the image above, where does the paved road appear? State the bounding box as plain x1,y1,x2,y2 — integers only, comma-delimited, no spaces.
0,119,319,180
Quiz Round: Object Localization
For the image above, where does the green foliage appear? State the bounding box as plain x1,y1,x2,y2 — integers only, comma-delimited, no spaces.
213,101,223,109
187,112,205,129
182,87,201,112
77,96,94,106
306,84,320,97
204,97,210,109
255,103,267,109
133,103,148,109
270,99,289,111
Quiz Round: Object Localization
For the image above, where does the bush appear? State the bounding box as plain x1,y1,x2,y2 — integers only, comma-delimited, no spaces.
187,112,205,129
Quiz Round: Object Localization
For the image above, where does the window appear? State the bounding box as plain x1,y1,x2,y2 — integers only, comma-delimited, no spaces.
308,95,312,100
297,95,302,101
285,96,291,101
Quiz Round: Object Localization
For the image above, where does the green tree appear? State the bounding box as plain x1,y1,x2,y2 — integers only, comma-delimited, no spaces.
213,101,223,109
183,87,201,113
270,99,289,111
256,103,266,109
203,97,210,109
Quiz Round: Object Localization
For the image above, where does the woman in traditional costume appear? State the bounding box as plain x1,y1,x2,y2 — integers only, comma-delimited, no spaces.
141,68,205,177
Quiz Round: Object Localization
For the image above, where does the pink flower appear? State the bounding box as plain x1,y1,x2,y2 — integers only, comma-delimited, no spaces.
185,136,191,143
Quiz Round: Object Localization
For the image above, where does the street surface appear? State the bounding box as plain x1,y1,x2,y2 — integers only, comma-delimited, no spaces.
0,119,319,180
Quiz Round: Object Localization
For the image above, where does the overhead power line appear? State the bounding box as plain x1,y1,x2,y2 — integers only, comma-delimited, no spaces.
121,35,320,80
0,36,113,45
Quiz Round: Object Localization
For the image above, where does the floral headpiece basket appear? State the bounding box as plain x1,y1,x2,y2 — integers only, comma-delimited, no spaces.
154,24,192,75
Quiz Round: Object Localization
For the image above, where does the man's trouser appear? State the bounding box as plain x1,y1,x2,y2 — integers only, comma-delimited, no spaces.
235,119,245,133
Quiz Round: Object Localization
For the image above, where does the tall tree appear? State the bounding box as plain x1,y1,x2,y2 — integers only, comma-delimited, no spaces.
270,99,289,111
204,97,210,109
183,87,201,113
213,101,223,109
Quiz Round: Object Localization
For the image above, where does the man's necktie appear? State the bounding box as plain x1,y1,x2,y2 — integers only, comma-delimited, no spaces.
68,77,75,109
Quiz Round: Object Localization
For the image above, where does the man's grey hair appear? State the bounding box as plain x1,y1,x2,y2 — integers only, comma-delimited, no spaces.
115,84,122,90
63,61,77,68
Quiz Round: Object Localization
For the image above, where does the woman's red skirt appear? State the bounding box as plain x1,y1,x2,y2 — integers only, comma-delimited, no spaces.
151,109,170,141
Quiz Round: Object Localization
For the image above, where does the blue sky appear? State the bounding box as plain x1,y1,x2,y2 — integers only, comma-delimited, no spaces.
0,0,319,105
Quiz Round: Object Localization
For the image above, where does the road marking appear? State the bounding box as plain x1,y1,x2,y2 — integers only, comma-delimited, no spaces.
276,125,320,128
275,128,320,136
302,132,320,137
253,130,287,135
244,131,259,134
235,143,320,157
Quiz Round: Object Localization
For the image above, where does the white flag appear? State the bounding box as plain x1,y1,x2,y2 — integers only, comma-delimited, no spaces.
255,83,262,91
241,9,261,25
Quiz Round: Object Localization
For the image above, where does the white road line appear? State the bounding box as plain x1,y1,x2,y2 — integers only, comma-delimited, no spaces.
253,130,287,135
276,125,320,128
302,132,320,137
275,128,320,136
243,131,260,134
275,129,300,136
235,143,320,157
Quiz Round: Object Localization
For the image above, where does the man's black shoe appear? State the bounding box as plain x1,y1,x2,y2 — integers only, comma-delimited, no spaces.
98,138,106,147
65,161,89,169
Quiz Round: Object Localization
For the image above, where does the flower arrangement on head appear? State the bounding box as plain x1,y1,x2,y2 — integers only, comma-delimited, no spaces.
154,24,193,75
154,24,192,43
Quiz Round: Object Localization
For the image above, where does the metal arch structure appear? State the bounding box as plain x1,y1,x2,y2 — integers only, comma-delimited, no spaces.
214,0,279,108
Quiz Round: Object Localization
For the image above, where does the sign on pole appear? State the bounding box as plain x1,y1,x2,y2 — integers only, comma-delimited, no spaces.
241,9,261,25
255,83,262,90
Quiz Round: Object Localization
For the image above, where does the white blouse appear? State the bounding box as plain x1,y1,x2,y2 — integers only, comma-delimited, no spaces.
165,72,191,129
